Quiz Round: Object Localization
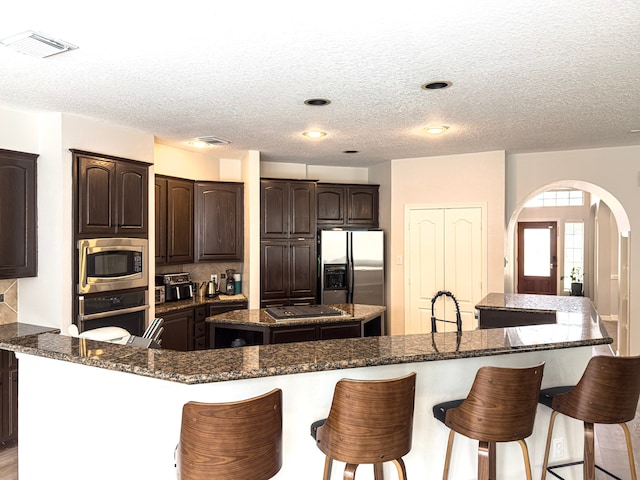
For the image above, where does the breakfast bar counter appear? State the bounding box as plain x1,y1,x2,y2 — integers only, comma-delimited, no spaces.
0,297,613,480
475,293,596,328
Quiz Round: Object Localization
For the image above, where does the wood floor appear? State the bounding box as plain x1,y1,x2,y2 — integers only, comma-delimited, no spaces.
0,444,17,480
0,346,636,479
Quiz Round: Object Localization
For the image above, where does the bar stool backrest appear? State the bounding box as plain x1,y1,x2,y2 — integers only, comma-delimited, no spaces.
554,355,640,424
317,372,416,464
446,364,544,443
176,388,282,480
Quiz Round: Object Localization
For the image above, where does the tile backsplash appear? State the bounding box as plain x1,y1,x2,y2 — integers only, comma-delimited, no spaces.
0,279,18,324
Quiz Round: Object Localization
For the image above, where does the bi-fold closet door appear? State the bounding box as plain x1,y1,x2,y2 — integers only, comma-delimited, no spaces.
406,206,484,334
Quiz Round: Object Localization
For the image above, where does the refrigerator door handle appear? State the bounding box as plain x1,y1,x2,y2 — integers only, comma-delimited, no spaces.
348,232,355,303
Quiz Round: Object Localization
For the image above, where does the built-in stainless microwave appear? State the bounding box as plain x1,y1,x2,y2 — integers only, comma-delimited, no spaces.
78,238,148,294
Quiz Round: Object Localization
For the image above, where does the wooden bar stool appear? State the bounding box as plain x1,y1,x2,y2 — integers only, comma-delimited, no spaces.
176,389,282,480
432,363,544,480
539,355,640,480
310,372,416,480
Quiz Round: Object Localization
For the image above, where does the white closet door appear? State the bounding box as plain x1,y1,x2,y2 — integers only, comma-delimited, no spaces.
406,206,484,334
407,209,444,334
443,207,482,331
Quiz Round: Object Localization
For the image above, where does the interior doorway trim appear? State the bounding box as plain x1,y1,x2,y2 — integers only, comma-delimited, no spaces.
505,180,631,354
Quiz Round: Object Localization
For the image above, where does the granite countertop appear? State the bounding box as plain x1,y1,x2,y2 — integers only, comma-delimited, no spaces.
0,304,611,385
0,323,60,341
155,293,247,315
476,293,597,322
206,303,385,327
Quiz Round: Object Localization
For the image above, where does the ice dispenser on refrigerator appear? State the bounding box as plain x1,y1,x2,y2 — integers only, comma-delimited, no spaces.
319,230,384,306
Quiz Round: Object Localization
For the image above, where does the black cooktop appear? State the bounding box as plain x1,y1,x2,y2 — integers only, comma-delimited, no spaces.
266,305,345,320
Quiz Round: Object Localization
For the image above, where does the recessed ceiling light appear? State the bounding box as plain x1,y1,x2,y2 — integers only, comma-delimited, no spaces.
421,81,452,90
0,30,77,58
302,130,327,138
304,98,331,106
424,126,449,135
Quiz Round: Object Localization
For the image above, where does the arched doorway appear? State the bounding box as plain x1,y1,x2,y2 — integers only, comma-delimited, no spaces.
505,181,631,355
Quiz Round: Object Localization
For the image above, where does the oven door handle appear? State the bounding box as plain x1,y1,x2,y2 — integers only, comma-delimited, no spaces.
78,304,149,322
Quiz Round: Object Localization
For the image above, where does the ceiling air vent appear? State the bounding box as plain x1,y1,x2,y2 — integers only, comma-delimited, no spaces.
196,136,231,146
0,31,78,58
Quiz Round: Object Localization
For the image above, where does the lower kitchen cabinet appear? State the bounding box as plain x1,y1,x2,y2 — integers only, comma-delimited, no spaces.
209,318,378,349
157,300,248,351
159,309,194,352
0,350,18,445
194,306,207,350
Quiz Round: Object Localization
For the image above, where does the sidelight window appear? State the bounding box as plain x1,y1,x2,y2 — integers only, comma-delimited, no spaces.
564,222,584,291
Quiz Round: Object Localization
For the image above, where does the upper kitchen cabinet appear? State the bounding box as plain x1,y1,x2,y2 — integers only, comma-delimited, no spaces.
155,175,194,265
195,182,244,262
0,149,37,279
260,179,316,239
317,183,379,229
74,150,148,237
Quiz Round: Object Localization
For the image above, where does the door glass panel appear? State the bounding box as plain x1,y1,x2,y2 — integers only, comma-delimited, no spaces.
524,228,550,276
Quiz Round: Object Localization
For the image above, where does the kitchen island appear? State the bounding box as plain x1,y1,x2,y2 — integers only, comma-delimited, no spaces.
207,303,385,348
0,296,612,480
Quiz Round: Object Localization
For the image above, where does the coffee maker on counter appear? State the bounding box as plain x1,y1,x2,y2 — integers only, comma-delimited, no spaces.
155,272,194,302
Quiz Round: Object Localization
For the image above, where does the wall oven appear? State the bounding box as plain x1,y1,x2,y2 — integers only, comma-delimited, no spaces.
78,238,148,294
78,290,148,336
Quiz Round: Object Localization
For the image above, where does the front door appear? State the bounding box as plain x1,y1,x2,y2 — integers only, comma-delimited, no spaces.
517,221,558,295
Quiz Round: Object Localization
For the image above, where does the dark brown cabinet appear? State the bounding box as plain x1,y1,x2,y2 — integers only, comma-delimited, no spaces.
317,183,379,229
260,179,317,306
0,350,18,445
74,151,148,237
260,240,316,307
158,300,248,351
0,149,37,279
260,179,316,239
195,182,244,261
159,309,194,352
209,316,379,349
194,306,207,350
155,175,194,265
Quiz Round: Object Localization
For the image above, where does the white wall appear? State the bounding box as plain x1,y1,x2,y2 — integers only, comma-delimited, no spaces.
386,151,506,335
261,161,370,183
9,112,155,332
506,145,640,353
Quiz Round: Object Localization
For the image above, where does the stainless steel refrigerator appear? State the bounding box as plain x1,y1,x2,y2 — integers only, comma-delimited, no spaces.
319,230,384,305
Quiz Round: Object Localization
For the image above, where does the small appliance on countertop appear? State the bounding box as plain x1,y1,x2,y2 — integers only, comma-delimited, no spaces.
155,272,193,302
154,285,165,305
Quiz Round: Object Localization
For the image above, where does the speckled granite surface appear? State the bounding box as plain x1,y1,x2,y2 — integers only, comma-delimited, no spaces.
207,303,385,327
0,297,611,385
154,293,247,315
476,293,596,319
0,323,59,339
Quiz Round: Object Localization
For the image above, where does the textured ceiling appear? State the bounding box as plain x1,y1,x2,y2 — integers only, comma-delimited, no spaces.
1,1,639,167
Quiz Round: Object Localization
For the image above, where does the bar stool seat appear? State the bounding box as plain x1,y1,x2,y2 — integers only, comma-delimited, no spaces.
539,355,640,480
176,389,282,480
310,372,416,480
432,363,544,480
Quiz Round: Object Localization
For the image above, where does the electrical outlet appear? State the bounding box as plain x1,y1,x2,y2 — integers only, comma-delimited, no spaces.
211,274,218,284
552,437,564,459
0,293,4,302
220,273,226,279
